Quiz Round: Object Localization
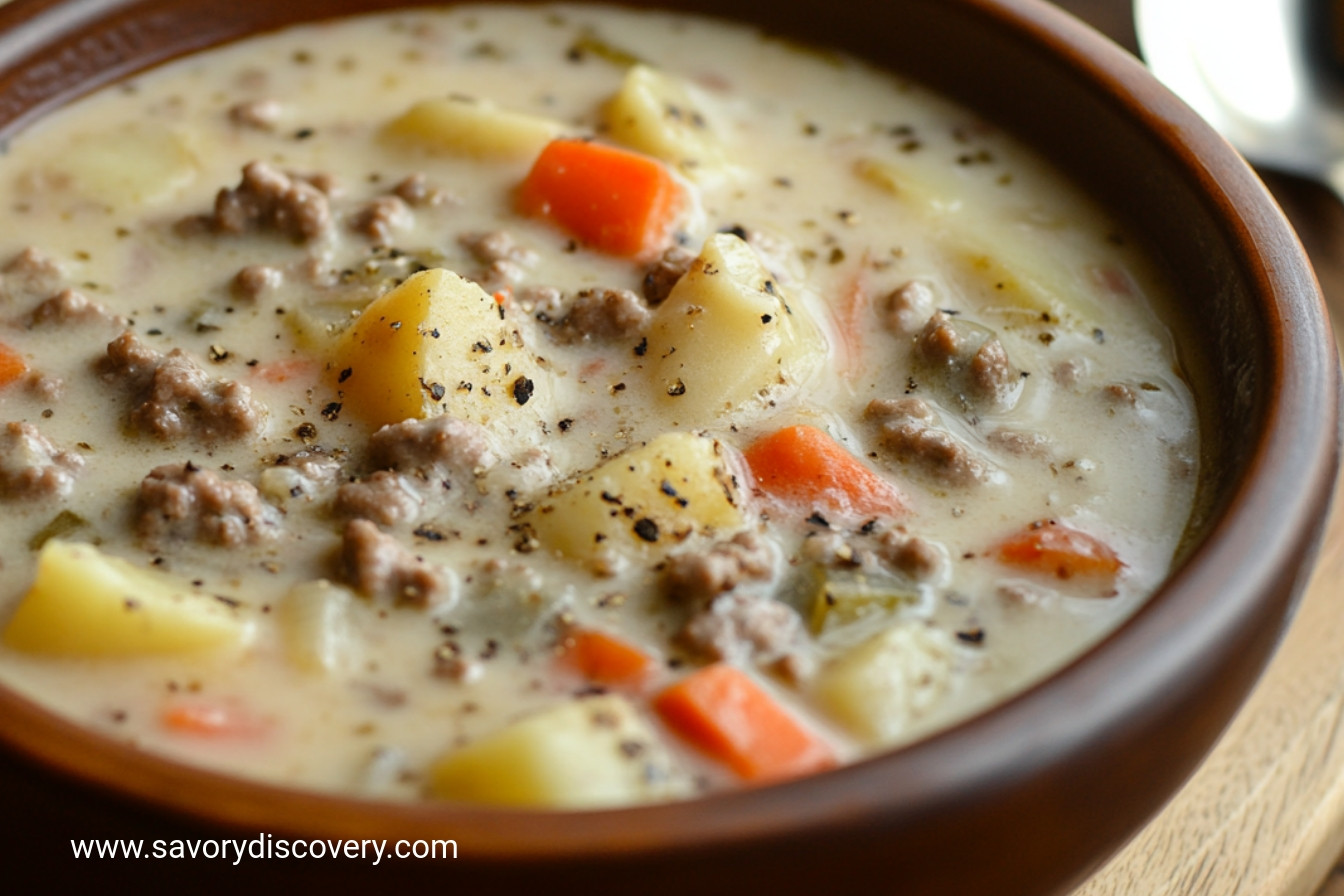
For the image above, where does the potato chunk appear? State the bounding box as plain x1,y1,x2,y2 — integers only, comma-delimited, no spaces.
857,154,1104,326
429,694,686,808
604,65,726,179
275,579,358,673
383,96,563,160
3,541,250,656
813,622,956,745
38,121,198,207
644,233,824,427
528,431,744,564
331,267,550,431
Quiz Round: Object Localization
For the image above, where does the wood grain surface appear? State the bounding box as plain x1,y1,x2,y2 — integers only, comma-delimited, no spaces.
1050,2,1344,895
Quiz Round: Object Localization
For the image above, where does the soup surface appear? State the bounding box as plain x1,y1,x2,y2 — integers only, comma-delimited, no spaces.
0,3,1198,806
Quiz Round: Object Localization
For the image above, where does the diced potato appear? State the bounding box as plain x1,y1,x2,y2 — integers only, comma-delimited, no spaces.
275,579,357,673
429,694,687,808
813,622,955,746
528,431,744,564
644,233,824,427
854,155,963,216
808,570,922,634
331,267,550,431
857,155,1103,327
604,65,726,179
383,96,563,160
3,541,250,656
39,122,198,207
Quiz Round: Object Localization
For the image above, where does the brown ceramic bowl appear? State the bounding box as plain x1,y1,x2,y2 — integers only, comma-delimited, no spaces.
0,0,1337,892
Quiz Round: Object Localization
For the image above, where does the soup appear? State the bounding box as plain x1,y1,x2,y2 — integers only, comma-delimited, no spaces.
0,2,1197,807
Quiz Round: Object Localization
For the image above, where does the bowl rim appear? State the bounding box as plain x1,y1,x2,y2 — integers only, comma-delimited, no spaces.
0,0,1337,879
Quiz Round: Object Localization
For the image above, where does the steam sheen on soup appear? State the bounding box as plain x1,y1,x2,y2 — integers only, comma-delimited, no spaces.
0,3,1198,807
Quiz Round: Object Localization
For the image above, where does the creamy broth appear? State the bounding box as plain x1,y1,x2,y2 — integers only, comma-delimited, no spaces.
0,3,1197,805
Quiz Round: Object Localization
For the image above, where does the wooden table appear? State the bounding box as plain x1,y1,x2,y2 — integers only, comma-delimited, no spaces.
1051,2,1344,894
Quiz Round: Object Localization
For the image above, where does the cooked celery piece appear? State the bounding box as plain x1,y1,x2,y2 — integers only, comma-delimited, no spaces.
26,510,89,552
809,570,923,634
429,694,686,808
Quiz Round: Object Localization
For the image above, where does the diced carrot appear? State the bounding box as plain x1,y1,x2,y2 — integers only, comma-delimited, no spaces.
559,628,658,688
995,519,1123,582
653,663,836,782
517,138,682,258
831,261,871,381
249,357,319,385
0,343,28,389
160,698,271,740
743,423,906,521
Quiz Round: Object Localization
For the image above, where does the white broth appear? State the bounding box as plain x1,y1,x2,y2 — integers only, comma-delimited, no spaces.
0,3,1197,806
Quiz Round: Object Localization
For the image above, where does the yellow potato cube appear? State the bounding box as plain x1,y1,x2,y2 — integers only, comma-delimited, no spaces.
42,121,198,207
813,622,956,746
275,579,358,674
644,233,824,427
528,431,745,563
857,155,1104,327
383,96,563,160
331,267,550,431
429,694,686,808
3,541,250,656
604,65,726,179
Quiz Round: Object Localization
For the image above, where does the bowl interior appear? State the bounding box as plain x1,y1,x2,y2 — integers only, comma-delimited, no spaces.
0,1,1336,893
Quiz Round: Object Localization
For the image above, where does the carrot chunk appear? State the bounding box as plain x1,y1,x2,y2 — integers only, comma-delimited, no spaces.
517,138,681,258
995,519,1122,581
559,628,658,688
160,698,270,740
653,663,836,782
249,357,319,385
743,423,906,521
0,343,28,389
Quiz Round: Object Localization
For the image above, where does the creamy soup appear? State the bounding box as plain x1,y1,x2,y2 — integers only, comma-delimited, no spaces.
0,3,1198,806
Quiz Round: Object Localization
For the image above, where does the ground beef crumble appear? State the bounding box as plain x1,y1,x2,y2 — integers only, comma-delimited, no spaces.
25,289,126,328
349,195,412,244
663,530,775,603
865,396,993,486
367,415,497,478
554,288,650,343
0,421,83,500
915,310,1022,410
641,245,696,305
800,525,946,582
663,531,804,666
135,462,281,547
882,280,936,335
1,247,63,301
340,518,456,608
678,591,805,666
333,471,426,527
227,98,283,131
97,331,265,441
185,160,334,242
459,230,536,291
